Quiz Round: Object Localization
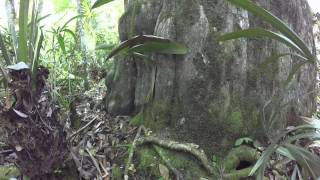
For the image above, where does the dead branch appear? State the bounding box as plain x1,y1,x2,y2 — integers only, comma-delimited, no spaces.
124,126,142,180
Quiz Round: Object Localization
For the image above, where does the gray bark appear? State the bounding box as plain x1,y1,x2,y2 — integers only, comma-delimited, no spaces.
107,0,316,153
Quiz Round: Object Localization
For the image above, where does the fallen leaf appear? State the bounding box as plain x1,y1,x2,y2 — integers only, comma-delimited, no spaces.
159,164,169,180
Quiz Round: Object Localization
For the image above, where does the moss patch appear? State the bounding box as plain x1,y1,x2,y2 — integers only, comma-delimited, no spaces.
136,146,209,180
0,166,20,180
229,110,244,131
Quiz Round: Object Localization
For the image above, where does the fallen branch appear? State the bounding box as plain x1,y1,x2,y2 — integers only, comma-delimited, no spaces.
68,115,99,141
124,126,142,180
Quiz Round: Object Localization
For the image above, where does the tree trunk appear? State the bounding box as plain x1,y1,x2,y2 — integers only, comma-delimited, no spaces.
107,0,316,154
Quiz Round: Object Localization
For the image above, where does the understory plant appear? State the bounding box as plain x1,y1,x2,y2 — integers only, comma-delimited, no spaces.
219,0,320,179
0,0,68,179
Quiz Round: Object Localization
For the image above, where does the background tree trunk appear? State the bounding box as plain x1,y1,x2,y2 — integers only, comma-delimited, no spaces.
106,0,316,154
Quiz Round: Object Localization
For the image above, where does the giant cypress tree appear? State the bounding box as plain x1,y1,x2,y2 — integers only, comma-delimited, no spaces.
106,0,316,154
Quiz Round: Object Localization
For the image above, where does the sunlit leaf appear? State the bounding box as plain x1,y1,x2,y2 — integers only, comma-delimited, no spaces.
61,15,83,30
57,33,66,54
18,0,30,62
62,29,77,44
91,0,115,9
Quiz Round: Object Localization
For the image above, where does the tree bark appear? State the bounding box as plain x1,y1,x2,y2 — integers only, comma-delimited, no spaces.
107,0,316,154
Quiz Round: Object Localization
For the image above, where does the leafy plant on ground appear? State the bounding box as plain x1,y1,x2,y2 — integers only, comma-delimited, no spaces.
219,0,320,179
0,0,69,179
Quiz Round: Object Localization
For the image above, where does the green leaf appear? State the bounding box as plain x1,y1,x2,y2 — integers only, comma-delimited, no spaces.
218,28,304,56
225,0,314,62
57,33,66,54
285,61,307,85
235,137,253,146
276,146,294,160
91,0,115,9
286,132,320,143
106,35,172,60
259,53,308,69
284,143,320,179
62,29,77,44
32,30,44,74
129,42,188,55
0,32,11,65
61,15,83,30
249,143,277,178
96,43,117,50
18,0,30,62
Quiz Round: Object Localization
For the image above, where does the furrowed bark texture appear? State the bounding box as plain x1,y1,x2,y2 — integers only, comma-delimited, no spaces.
106,0,316,153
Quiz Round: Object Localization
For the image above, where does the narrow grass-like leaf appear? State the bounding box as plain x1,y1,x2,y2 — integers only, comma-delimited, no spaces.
0,32,11,65
57,33,66,54
62,29,77,44
106,35,174,60
259,53,308,69
96,43,116,50
32,30,44,74
129,42,188,55
226,0,314,61
218,28,304,56
249,143,278,177
286,132,320,143
61,15,83,30
284,143,320,179
285,61,307,85
18,0,30,62
276,146,294,160
91,0,115,9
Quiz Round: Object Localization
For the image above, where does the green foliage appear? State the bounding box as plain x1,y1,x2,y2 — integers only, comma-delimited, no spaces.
234,137,253,147
18,0,30,62
53,0,72,12
220,0,320,179
91,0,116,9
102,35,188,60
219,0,316,84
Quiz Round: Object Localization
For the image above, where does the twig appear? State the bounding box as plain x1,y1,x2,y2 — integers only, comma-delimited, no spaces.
124,126,142,180
68,115,99,141
136,136,215,174
86,148,103,178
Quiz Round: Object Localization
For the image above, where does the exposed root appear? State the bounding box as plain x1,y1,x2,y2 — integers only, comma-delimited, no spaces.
222,145,260,179
136,136,215,175
153,145,184,180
